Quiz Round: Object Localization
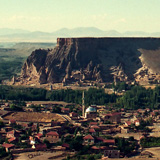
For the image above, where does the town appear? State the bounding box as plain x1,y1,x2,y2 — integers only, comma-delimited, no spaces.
0,87,160,160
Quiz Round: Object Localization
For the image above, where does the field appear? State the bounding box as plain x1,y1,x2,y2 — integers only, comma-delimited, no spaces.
3,112,66,123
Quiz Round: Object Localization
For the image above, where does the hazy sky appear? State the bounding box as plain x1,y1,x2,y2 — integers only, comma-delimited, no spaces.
0,0,160,32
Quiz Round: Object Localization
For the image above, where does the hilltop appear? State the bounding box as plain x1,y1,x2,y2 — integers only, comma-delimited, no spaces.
14,37,160,86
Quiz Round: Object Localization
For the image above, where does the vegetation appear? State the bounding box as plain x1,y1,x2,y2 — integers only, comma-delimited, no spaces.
140,137,160,148
0,56,25,82
117,85,160,109
0,85,117,106
115,137,137,156
0,147,11,159
1,84,160,110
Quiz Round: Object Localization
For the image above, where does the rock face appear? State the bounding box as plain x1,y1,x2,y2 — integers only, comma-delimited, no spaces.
20,37,160,85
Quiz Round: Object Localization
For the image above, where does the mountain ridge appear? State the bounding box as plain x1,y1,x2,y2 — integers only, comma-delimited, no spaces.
1,27,160,42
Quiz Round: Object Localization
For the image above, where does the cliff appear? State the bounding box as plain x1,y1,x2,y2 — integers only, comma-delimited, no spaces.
20,37,160,85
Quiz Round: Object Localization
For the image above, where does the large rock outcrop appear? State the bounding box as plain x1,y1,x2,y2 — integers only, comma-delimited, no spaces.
20,37,160,85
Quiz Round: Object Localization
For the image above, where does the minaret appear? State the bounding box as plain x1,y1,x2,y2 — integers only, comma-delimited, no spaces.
82,91,85,118
114,75,117,86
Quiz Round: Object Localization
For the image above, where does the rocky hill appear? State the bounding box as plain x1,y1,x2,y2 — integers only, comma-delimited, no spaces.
19,37,160,85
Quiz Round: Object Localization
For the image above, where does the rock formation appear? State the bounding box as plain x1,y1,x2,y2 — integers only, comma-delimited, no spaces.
20,37,160,85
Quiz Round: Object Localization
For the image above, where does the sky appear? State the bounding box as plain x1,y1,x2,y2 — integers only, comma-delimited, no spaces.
0,0,160,33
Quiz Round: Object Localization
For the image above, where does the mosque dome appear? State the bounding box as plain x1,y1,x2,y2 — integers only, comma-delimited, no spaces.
85,106,96,113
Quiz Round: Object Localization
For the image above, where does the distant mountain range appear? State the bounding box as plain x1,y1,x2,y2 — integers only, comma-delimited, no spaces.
0,27,160,42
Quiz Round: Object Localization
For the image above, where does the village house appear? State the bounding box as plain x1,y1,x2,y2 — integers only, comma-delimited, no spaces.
6,130,20,139
35,143,47,151
89,122,98,127
2,143,15,152
8,137,18,143
61,108,70,114
102,112,121,123
9,119,16,125
104,150,120,158
45,131,59,143
69,112,78,119
83,134,94,145
125,121,132,127
89,128,96,136
134,119,140,126
103,139,115,146
91,146,108,154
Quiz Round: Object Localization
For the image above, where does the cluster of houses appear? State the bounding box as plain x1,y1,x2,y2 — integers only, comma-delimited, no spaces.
0,101,160,159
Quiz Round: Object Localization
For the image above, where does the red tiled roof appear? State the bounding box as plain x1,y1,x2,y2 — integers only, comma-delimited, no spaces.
103,139,115,144
8,137,16,143
62,143,69,148
9,119,16,123
91,146,99,150
151,112,155,116
83,134,94,140
91,125,100,129
104,112,121,117
100,146,108,150
89,122,98,126
91,146,108,150
153,110,159,113
61,108,70,111
7,130,14,134
46,131,59,136
89,129,96,133
112,112,121,116
22,123,29,128
2,143,14,148
125,121,132,126
96,137,104,141
137,109,144,112
36,133,43,138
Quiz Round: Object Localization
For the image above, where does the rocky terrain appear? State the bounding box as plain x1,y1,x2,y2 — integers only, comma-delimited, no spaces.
17,37,160,85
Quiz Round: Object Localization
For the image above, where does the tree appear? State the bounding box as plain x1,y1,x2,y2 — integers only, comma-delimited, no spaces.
52,105,61,113
64,135,83,151
36,123,40,133
43,139,51,148
87,155,95,160
0,121,4,129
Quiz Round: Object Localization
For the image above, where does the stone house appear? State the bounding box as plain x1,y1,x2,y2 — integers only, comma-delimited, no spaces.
104,150,120,158
45,131,59,143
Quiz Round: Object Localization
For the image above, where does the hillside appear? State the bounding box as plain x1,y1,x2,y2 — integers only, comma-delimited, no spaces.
17,37,160,85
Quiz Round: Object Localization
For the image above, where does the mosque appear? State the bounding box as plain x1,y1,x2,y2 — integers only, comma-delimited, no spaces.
85,105,97,119
82,91,97,119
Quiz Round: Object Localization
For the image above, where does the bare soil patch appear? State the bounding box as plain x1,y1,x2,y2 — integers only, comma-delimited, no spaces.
3,112,66,123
